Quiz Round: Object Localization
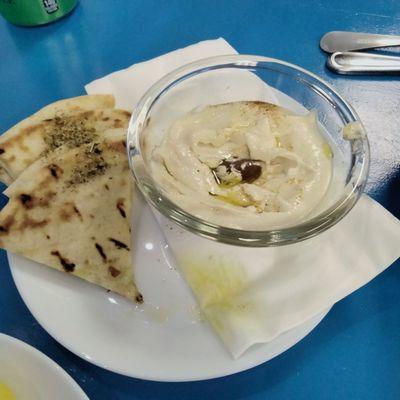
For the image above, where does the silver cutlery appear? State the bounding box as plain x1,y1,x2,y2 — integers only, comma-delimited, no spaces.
320,31,400,53
327,51,400,75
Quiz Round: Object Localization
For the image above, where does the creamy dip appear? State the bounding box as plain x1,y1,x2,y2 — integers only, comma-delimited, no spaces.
147,101,332,230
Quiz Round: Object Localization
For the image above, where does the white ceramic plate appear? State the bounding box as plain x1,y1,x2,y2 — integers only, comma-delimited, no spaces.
9,75,331,381
0,333,88,399
9,196,329,382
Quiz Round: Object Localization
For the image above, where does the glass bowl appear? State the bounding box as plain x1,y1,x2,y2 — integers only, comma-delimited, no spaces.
127,55,369,247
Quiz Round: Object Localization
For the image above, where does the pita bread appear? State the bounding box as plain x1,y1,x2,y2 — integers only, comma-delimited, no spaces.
0,107,130,184
0,94,114,146
1,94,114,136
0,131,141,302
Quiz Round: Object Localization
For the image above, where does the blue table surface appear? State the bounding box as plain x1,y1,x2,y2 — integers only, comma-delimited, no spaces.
1,1,399,399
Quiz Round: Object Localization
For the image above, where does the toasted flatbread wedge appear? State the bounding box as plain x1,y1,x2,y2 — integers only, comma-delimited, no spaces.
0,131,141,302
0,107,130,184
0,94,115,146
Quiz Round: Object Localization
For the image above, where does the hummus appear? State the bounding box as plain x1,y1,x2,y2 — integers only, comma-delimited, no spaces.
147,101,332,230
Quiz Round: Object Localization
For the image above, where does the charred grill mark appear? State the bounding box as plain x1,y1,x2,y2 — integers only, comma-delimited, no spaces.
73,205,82,220
108,266,121,277
50,251,75,272
95,243,107,262
0,148,4,154
108,238,129,250
0,216,14,233
116,200,126,218
93,146,102,154
19,192,56,209
22,217,48,229
48,164,63,179
49,168,57,178
19,193,34,209
113,118,122,128
135,293,144,304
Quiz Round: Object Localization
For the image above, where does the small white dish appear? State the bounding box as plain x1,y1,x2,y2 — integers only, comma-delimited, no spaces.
0,333,88,400
9,195,329,382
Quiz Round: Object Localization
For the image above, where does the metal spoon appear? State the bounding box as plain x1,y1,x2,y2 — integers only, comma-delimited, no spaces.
327,51,400,75
320,31,400,53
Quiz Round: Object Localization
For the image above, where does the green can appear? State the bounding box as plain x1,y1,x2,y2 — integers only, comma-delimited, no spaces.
0,0,78,26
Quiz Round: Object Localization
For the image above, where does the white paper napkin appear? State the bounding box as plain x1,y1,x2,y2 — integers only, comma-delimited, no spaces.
86,38,237,110
86,38,400,358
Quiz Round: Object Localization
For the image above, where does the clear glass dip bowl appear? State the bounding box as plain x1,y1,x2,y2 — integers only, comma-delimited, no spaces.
127,55,369,247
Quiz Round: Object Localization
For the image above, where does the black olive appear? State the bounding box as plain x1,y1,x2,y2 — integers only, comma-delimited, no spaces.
216,158,263,184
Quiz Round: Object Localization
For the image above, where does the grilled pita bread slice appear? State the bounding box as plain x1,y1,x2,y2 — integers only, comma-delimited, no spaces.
0,130,141,302
0,107,131,184
1,94,114,139
0,94,115,147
